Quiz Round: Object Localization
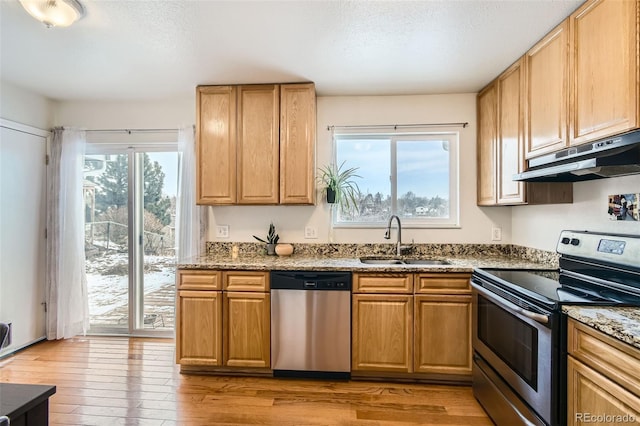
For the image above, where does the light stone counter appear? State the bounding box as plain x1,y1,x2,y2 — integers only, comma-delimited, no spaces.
178,252,556,273
563,306,640,350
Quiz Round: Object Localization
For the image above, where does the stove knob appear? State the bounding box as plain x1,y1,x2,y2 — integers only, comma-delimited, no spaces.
561,237,571,244
570,238,580,246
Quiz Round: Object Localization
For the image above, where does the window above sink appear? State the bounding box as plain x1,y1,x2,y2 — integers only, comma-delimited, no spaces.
331,129,460,229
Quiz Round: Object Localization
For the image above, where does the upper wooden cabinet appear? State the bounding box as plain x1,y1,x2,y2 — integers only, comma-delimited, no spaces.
477,62,573,206
569,0,639,146
196,82,316,205
477,83,498,206
237,85,280,204
497,59,526,205
525,20,569,158
196,86,237,204
280,83,317,204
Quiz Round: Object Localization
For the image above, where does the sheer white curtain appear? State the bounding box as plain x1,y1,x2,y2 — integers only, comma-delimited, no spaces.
46,128,89,339
177,126,204,262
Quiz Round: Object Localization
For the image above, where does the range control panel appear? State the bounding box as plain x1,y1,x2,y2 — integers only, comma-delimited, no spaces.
557,230,640,269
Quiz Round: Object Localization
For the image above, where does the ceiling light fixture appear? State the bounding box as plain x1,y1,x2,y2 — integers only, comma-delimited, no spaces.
19,0,85,28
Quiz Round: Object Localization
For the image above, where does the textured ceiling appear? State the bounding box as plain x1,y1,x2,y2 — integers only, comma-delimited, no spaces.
0,0,584,102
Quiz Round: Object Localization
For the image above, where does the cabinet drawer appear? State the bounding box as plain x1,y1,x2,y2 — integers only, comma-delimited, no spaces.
415,273,471,294
353,273,413,294
568,319,640,397
177,270,221,290
223,271,270,291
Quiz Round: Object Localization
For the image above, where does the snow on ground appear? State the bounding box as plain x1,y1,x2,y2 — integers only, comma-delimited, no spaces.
86,251,176,316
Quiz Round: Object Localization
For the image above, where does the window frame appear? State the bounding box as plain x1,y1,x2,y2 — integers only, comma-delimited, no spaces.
331,130,460,229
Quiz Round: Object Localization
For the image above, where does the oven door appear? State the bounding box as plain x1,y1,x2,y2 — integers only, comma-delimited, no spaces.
472,280,556,425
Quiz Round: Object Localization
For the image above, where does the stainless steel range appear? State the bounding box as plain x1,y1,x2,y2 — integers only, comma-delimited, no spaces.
471,230,640,426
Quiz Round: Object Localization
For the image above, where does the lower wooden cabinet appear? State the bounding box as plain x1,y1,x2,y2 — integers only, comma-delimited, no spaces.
351,272,472,380
176,269,270,371
223,291,270,368
176,290,222,366
352,294,413,373
567,357,640,426
567,318,640,425
414,294,472,375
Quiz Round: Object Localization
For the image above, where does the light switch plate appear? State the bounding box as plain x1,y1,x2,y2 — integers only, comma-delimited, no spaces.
215,225,229,238
491,227,502,241
304,226,318,239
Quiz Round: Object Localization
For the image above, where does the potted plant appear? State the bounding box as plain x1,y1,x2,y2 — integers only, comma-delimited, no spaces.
253,222,279,255
318,161,361,211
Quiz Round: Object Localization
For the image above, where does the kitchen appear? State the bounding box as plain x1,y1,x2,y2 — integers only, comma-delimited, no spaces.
1,0,640,425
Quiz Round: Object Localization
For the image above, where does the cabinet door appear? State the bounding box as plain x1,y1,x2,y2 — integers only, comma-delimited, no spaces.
477,83,498,206
237,85,280,204
569,0,638,146
196,86,237,205
567,356,640,426
280,83,316,205
176,290,222,366
526,20,569,158
414,294,472,376
497,59,526,205
352,294,413,373
223,292,270,368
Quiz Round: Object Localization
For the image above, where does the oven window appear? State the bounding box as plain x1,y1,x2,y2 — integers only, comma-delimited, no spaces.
477,295,538,389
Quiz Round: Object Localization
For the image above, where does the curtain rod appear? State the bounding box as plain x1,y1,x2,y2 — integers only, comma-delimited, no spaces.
327,122,468,131
85,128,180,134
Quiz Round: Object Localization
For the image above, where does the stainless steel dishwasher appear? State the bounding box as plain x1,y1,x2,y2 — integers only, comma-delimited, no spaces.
270,270,351,379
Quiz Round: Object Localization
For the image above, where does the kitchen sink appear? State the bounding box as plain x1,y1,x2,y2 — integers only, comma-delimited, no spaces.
359,258,405,265
359,257,450,265
402,259,450,265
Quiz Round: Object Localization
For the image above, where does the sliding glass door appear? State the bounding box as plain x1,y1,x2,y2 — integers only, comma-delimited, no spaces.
84,146,178,336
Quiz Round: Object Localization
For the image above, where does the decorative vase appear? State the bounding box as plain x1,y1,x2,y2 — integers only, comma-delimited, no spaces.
266,243,277,256
275,243,294,256
326,187,336,203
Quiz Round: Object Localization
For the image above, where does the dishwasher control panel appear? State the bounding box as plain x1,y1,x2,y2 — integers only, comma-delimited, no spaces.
271,271,352,291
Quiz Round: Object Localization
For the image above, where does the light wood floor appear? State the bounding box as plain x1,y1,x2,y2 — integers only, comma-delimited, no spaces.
0,337,492,425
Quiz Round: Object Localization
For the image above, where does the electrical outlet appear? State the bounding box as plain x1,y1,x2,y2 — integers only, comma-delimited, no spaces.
215,225,229,238
491,227,502,241
304,226,318,239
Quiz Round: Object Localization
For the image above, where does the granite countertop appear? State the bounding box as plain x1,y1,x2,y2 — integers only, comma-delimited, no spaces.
563,306,640,350
178,253,556,273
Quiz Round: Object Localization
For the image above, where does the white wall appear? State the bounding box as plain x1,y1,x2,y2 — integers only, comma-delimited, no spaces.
54,98,195,129
0,80,54,129
209,94,512,244
512,174,640,251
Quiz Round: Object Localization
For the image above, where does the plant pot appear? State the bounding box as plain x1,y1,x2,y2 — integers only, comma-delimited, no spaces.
275,243,294,256
326,187,336,203
266,243,277,256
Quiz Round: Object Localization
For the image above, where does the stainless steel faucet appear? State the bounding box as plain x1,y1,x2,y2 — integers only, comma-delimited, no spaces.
384,215,407,256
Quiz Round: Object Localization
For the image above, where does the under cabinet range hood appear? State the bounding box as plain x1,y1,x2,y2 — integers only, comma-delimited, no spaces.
513,130,640,182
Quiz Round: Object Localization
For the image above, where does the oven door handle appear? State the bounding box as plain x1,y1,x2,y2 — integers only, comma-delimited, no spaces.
472,282,550,325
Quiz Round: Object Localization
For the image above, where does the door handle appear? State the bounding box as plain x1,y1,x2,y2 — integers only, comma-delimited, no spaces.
472,282,550,325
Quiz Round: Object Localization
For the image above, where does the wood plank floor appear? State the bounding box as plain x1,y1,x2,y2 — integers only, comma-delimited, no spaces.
0,337,492,425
